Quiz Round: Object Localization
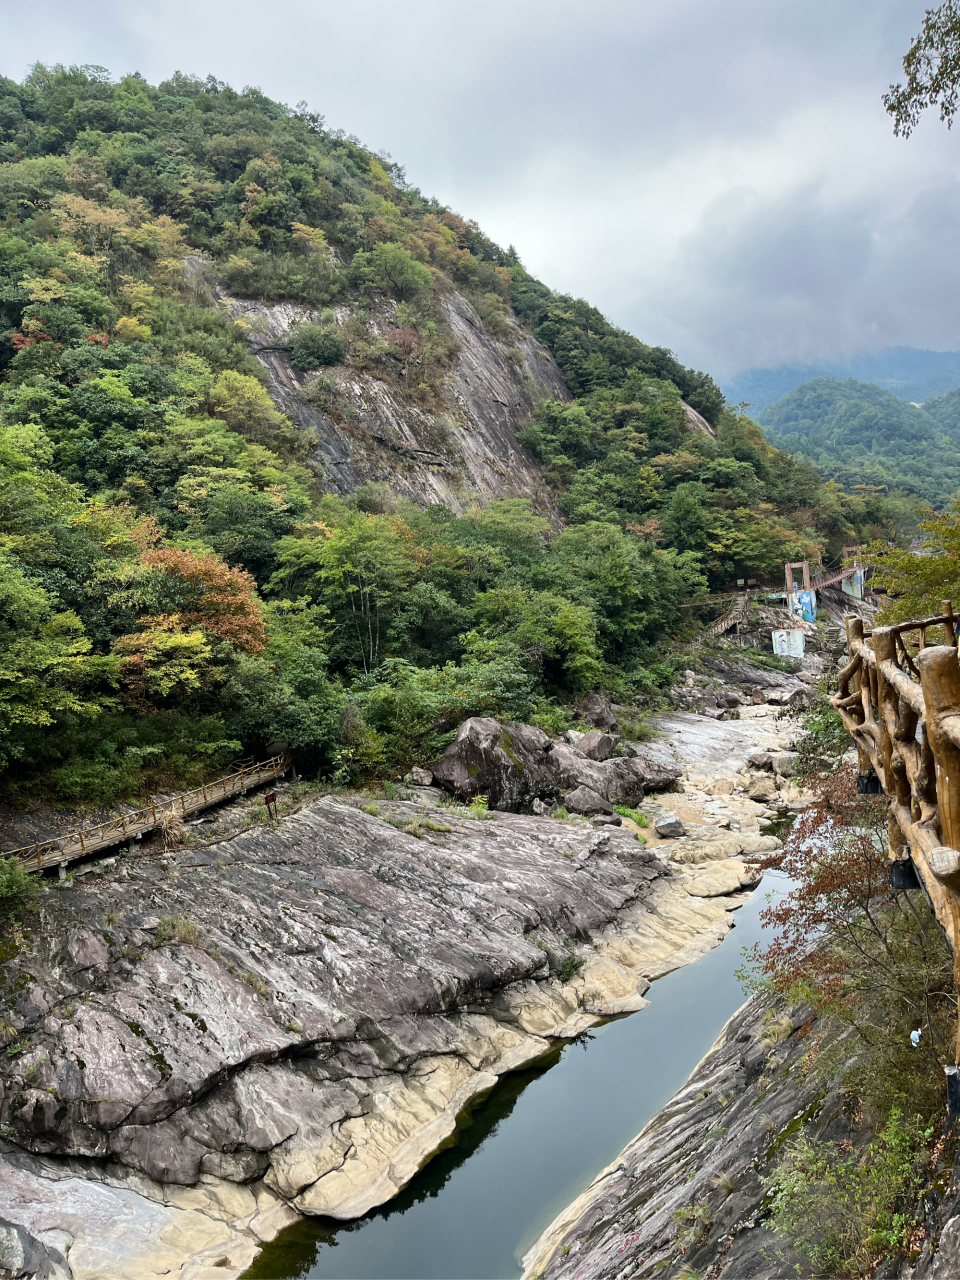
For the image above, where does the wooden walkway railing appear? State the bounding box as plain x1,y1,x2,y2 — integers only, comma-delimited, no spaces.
4,752,292,874
831,604,960,1059
811,564,859,591
702,591,751,641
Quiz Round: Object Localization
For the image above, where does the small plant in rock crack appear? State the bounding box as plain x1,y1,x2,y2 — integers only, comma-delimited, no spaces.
362,803,380,816
154,914,202,947
241,970,271,997
104,910,121,926
762,1013,794,1047
710,1169,737,1195
559,1244,572,1255
560,952,585,983
613,805,650,827
760,1111,778,1134
159,813,186,850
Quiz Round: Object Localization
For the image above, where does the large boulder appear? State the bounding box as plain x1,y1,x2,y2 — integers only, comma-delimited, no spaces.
432,718,554,811
433,718,682,812
601,758,652,806
654,814,686,839
577,730,619,762
564,786,613,816
622,750,683,792
577,692,618,733
0,1217,64,1280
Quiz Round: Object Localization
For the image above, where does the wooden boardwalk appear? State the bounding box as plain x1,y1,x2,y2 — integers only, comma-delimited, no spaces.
5,752,292,874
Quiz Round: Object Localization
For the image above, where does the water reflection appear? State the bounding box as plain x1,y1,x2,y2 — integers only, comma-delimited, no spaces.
245,873,792,1280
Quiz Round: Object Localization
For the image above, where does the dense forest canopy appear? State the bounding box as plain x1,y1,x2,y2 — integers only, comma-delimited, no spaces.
759,376,960,507
0,64,915,806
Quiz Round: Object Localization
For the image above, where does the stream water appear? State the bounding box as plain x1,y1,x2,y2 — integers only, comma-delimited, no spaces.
245,871,792,1280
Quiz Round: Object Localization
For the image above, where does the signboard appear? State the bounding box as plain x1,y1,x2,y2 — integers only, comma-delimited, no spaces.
841,568,865,600
772,629,805,658
789,589,817,623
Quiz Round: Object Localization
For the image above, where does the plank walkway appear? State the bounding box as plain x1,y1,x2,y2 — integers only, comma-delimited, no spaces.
5,752,292,874
811,565,858,591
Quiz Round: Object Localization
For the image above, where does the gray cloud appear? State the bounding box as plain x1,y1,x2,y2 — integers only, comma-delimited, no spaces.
1,0,954,376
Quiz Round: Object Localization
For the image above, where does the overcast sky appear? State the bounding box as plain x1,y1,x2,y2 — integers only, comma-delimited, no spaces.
2,0,957,378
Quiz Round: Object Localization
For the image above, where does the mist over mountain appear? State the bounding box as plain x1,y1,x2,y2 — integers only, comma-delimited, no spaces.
758,376,960,506
725,347,960,417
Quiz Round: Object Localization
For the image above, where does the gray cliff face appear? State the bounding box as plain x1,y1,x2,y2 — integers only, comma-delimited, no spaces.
205,272,570,519
0,792,750,1279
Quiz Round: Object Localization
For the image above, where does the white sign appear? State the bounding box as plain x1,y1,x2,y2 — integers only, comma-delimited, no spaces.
772,629,804,658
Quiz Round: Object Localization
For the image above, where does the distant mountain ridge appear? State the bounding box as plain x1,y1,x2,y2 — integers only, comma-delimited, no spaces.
758,376,960,506
725,347,960,416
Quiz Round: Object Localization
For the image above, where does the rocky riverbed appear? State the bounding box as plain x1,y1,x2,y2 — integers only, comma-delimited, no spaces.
0,681,814,1280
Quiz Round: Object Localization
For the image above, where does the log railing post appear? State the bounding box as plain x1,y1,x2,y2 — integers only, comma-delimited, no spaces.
918,646,960,849
873,627,904,817
846,617,874,774
918,645,960,1063
944,600,958,648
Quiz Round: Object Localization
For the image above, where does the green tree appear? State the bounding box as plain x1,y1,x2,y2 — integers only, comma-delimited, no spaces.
350,243,433,300
0,555,106,766
270,507,423,673
289,322,344,370
885,1,960,135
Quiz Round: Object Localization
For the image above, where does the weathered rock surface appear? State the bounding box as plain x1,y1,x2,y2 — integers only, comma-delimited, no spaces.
577,731,619,762
431,717,682,811
0,792,754,1279
564,787,613,816
197,267,572,522
653,814,685,839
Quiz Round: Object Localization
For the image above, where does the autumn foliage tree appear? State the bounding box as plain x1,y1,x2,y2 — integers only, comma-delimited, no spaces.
746,765,954,1064
137,548,267,653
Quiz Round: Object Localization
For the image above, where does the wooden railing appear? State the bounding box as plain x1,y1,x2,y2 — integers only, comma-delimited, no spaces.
4,752,292,874
702,591,750,641
831,604,960,1056
811,564,859,592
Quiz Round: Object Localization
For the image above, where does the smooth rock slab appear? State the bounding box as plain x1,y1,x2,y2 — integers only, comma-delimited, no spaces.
0,793,753,1280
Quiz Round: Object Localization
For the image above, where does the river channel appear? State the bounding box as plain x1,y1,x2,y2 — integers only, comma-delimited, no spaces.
245,871,792,1280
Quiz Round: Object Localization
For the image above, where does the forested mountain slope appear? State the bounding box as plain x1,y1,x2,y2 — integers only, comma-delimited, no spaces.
759,376,960,506
0,65,910,807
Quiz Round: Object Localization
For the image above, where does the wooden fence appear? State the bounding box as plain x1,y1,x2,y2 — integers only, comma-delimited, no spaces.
831,604,960,1058
4,752,292,874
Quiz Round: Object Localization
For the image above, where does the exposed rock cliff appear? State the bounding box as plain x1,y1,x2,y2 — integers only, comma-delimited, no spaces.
190,257,571,518
0,791,758,1280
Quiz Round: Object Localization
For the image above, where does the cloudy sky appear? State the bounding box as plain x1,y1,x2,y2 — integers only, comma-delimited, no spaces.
2,0,957,378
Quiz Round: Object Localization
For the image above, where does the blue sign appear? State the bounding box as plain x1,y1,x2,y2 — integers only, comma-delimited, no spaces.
789,590,817,623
